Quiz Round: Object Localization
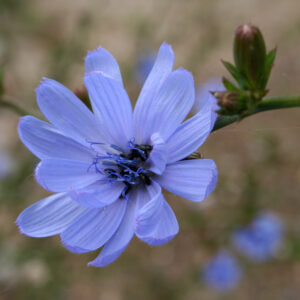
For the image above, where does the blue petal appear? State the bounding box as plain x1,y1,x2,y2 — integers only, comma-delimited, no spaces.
166,104,214,163
147,133,167,175
85,47,123,85
18,116,94,161
135,181,163,237
36,78,105,145
156,159,217,202
17,193,86,237
136,191,179,246
61,199,127,253
35,158,101,192
193,78,225,130
134,42,174,143
193,78,224,112
84,72,134,149
135,69,195,143
70,181,124,208
88,194,137,267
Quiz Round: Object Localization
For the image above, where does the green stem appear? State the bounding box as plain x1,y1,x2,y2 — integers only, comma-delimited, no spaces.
0,97,32,116
213,95,300,131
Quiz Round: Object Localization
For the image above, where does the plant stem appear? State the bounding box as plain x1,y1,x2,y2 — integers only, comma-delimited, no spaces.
213,95,300,131
0,97,32,116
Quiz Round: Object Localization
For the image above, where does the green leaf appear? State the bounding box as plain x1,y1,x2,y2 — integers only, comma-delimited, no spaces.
222,60,240,83
222,60,249,90
222,77,239,91
261,47,277,88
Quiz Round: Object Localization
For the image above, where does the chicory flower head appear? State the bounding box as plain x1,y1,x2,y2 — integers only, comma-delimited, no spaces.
202,251,242,292
232,212,283,262
17,43,218,267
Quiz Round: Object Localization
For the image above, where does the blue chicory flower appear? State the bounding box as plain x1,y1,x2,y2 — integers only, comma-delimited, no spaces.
202,251,242,292
17,43,218,267
232,212,283,262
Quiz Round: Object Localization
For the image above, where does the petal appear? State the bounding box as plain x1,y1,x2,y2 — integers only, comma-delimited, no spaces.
84,72,134,149
70,181,124,208
36,159,101,193
166,104,214,163
156,159,217,202
135,69,195,143
88,193,137,267
147,133,167,175
16,193,86,237
61,198,127,253
85,47,123,85
135,181,163,237
193,78,225,129
136,192,179,246
18,116,94,161
36,78,104,145
134,43,175,143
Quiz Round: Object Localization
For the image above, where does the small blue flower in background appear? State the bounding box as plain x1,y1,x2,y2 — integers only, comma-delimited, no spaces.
135,52,156,85
203,251,242,292
17,43,218,267
232,212,283,262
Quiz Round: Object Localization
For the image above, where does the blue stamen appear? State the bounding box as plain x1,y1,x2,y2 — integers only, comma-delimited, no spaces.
110,144,124,153
128,139,147,160
88,138,153,200
86,140,105,152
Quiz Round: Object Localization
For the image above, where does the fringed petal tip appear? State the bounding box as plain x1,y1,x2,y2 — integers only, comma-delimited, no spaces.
160,42,173,52
205,161,218,199
176,66,193,77
86,46,104,56
35,77,55,93
84,46,123,84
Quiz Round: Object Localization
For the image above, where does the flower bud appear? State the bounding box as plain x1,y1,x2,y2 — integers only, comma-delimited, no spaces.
213,91,241,114
234,24,266,89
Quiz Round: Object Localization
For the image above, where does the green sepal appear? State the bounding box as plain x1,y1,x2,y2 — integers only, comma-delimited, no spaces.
222,60,240,82
222,60,248,90
222,77,239,91
261,47,277,89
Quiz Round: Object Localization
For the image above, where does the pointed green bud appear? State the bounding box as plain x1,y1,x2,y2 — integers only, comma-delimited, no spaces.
234,24,267,89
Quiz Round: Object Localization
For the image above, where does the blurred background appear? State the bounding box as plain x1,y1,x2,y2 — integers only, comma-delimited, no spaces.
0,0,300,299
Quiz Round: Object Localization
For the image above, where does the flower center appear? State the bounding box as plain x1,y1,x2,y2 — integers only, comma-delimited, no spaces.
88,139,153,199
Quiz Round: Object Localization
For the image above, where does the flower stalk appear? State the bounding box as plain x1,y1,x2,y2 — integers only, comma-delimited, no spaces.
213,95,300,131
0,96,33,116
